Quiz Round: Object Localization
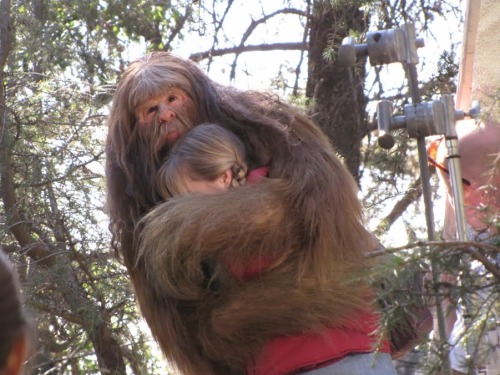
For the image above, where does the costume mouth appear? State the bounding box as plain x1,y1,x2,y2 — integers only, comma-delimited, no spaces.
161,122,181,142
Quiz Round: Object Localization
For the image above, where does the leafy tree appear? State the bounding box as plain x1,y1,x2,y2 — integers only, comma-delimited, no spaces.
2,0,496,374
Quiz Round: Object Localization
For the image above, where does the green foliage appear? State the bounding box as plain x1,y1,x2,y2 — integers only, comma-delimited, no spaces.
421,50,459,98
1,1,184,372
1,69,157,372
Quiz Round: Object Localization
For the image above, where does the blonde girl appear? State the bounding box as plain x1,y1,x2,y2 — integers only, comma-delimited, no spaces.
156,123,253,198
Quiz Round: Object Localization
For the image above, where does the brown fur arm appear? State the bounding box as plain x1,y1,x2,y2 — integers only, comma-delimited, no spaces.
137,179,297,298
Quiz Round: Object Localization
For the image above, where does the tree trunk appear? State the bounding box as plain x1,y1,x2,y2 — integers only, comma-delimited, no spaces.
306,0,368,181
57,257,128,375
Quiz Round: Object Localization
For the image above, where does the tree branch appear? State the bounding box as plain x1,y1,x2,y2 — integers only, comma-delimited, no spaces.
32,300,84,326
228,8,306,80
374,177,422,237
163,5,194,51
189,42,308,62
367,240,500,280
292,0,311,96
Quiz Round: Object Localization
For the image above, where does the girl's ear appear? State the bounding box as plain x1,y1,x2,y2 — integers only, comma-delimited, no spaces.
5,336,27,375
221,169,233,188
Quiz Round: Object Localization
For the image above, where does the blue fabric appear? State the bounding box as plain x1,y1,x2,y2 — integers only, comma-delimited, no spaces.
301,353,397,375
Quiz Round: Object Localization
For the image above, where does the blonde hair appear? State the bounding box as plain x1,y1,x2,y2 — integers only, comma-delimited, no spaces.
157,124,248,197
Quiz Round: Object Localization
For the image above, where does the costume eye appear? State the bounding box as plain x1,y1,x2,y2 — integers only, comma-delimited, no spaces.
168,95,177,103
147,106,158,114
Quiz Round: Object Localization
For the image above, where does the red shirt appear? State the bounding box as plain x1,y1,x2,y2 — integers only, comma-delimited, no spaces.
247,311,390,375
247,166,269,184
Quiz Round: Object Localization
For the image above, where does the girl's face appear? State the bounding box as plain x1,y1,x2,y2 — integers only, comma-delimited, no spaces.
184,170,233,195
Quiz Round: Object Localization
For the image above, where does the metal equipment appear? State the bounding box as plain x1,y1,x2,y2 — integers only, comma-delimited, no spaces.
337,23,479,375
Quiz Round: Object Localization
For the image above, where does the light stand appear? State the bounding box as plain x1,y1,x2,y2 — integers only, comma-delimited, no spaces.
338,23,477,374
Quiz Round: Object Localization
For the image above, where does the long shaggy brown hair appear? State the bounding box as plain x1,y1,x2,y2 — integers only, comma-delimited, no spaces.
106,52,379,374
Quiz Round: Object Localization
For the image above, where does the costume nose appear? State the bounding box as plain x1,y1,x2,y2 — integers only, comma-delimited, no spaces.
158,103,176,123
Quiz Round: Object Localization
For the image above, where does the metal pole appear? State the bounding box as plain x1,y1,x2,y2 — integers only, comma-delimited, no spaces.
442,95,468,241
406,60,453,375
442,94,478,371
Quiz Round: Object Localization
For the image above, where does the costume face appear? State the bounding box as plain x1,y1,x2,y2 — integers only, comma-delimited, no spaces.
135,87,196,145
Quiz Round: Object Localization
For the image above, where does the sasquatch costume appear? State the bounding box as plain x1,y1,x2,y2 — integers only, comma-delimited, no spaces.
105,52,384,375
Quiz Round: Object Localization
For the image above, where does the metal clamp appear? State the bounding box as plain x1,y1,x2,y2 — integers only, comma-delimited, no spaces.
338,24,425,67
